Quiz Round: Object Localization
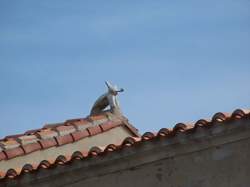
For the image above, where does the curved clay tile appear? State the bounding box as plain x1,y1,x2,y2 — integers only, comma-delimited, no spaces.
122,137,138,146
71,151,84,160
212,112,230,122
22,164,33,173
38,160,51,169
232,109,250,119
141,132,155,141
157,128,171,137
89,146,103,156
194,119,210,128
6,169,18,179
104,144,118,152
173,123,188,133
55,155,67,165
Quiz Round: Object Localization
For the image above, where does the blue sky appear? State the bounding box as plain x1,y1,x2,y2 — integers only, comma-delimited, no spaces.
0,1,249,138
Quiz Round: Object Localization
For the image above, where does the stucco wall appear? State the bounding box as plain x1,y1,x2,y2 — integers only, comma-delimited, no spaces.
2,118,250,187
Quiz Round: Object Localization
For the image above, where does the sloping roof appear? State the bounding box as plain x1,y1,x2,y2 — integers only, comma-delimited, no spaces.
0,108,249,180
0,112,139,179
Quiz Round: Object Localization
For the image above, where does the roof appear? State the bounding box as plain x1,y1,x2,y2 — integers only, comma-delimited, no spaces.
0,111,139,179
0,108,249,180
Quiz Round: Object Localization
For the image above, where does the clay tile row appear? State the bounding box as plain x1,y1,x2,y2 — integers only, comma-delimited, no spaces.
0,136,143,179
0,119,124,162
0,113,115,146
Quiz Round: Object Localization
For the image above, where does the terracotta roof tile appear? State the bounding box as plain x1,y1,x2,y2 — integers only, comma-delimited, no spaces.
87,125,102,136
54,125,76,136
194,119,210,128
55,155,67,165
157,128,171,137
89,114,107,121
99,120,121,131
0,151,7,161
141,132,156,141
39,160,51,169
0,140,20,150
122,137,138,147
6,169,18,179
71,130,90,141
71,151,84,160
4,134,24,140
89,114,109,125
39,138,57,149
212,112,230,122
104,144,117,152
36,130,58,140
21,142,42,154
22,164,33,173
4,147,25,159
55,134,74,146
89,146,103,156
1,108,249,180
70,120,92,131
16,135,38,145
232,109,250,119
173,123,188,133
